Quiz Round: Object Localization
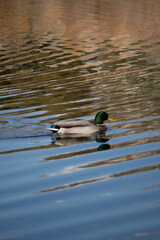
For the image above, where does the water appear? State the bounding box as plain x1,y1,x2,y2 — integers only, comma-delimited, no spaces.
0,0,160,239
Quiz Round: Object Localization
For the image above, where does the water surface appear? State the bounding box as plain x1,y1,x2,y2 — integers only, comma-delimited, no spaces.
0,0,160,239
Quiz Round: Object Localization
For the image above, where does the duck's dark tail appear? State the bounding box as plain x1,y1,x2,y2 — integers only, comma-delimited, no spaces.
48,124,60,133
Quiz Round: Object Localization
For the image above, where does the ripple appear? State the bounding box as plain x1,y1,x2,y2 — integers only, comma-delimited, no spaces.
0,1,160,240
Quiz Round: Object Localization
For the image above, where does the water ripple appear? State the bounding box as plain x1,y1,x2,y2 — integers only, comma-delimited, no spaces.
0,1,160,240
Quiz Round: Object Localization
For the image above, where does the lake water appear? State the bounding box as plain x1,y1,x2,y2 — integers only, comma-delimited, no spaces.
0,0,160,239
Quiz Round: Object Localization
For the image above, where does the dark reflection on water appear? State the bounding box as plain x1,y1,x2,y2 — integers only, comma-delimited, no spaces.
51,131,109,146
0,0,160,240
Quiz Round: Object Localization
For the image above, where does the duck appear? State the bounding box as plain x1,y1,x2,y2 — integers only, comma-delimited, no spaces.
48,111,116,135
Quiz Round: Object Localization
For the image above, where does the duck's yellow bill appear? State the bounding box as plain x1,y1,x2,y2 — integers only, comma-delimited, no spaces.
108,116,116,122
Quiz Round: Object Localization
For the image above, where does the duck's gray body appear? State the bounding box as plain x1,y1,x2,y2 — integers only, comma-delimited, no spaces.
48,119,106,135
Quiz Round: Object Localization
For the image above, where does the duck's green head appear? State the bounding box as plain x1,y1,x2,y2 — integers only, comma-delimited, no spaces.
95,111,116,124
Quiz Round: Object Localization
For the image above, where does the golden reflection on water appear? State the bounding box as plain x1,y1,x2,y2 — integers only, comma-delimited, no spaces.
1,0,160,43
0,0,160,139
0,0,159,139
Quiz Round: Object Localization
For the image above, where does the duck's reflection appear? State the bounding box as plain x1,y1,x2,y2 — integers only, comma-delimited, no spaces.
51,132,111,151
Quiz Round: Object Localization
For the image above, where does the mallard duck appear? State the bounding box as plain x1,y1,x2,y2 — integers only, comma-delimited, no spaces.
48,111,116,135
